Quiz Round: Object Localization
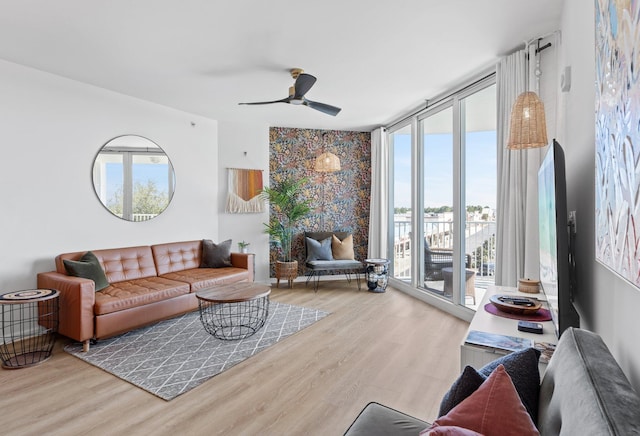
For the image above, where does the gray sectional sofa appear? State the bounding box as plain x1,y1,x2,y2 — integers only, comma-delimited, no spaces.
345,328,640,435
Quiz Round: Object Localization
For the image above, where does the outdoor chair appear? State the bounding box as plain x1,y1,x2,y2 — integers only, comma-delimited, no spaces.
424,239,471,281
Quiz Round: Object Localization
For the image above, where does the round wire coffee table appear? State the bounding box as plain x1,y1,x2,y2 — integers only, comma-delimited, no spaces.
196,283,271,340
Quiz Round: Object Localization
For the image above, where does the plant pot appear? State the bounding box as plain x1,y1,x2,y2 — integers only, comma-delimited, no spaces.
240,247,248,254
275,260,298,289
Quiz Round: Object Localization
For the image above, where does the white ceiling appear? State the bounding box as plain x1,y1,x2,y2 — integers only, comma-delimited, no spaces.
0,0,563,132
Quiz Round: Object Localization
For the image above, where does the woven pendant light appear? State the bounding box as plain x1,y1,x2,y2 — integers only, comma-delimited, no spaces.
314,152,341,172
507,91,548,149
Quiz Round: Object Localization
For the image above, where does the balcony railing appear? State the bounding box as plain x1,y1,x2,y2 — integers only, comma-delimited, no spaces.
393,218,496,281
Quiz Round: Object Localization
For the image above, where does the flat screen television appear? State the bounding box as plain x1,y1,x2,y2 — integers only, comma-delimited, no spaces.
538,139,579,337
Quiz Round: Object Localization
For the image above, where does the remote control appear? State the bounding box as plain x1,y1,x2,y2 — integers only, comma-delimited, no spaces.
518,320,543,334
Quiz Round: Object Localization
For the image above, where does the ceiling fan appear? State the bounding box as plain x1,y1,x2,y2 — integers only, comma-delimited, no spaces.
239,68,342,116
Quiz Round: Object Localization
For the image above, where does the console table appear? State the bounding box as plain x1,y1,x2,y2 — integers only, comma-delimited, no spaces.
460,285,557,374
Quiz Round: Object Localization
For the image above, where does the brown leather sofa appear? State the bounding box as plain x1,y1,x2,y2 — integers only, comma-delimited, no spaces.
37,240,254,351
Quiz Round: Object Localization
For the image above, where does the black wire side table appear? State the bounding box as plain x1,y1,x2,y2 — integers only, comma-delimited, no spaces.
0,289,59,369
196,283,271,341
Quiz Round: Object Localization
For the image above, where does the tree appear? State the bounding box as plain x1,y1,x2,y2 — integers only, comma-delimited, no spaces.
107,180,169,217
260,177,312,262
132,180,169,214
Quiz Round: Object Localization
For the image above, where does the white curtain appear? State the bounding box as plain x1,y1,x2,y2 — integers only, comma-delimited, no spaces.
495,48,537,286
496,40,555,286
368,127,388,258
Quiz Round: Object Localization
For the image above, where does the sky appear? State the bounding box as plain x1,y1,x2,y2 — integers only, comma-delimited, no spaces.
393,130,497,210
106,162,171,200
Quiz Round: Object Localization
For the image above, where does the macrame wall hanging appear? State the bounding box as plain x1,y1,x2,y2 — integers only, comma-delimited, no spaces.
225,168,265,213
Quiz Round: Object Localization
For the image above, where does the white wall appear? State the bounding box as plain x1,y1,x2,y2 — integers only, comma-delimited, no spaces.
560,0,640,389
0,59,219,291
217,120,271,283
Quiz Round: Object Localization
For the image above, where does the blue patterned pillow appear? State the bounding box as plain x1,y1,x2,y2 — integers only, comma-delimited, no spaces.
306,237,333,261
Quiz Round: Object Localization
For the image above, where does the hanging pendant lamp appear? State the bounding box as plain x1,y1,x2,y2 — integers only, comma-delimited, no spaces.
507,91,548,149
314,151,341,172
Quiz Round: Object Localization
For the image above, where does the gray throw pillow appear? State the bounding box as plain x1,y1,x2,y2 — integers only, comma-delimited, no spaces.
438,365,485,417
438,347,541,422
200,239,232,268
63,251,110,291
306,237,333,262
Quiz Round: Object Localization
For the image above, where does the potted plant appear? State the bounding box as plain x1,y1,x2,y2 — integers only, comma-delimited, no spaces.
260,177,312,287
238,241,250,253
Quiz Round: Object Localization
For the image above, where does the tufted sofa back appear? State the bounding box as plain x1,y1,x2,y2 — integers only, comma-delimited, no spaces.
151,240,202,275
56,246,157,284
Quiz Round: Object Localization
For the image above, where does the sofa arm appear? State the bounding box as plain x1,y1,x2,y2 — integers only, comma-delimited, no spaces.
230,253,255,282
37,271,96,345
344,402,429,435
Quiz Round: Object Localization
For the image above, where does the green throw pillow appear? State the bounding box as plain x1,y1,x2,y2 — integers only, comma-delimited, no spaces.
63,251,110,291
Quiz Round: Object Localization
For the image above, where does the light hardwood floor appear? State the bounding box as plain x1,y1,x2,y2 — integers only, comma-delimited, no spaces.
0,282,469,436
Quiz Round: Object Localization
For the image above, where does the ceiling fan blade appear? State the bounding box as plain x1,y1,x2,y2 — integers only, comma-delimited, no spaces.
304,99,342,116
294,73,316,98
238,98,290,105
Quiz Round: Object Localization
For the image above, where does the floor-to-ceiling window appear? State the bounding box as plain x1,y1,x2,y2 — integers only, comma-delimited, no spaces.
420,105,454,298
461,84,497,308
387,74,496,311
390,124,412,281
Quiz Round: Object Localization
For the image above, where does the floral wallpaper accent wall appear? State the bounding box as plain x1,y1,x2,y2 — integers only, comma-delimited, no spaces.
268,127,371,277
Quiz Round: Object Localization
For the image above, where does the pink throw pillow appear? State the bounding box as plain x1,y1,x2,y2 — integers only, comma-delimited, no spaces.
425,365,539,436
420,425,484,435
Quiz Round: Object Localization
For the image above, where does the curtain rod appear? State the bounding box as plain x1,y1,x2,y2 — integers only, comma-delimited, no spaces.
385,69,495,131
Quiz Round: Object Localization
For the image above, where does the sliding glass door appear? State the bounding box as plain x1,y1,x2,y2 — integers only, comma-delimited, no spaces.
387,76,496,310
421,105,454,299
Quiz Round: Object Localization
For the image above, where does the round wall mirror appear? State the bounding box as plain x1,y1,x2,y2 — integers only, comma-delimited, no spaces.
92,135,176,222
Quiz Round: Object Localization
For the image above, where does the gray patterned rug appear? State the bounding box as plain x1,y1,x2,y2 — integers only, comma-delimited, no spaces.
64,301,329,400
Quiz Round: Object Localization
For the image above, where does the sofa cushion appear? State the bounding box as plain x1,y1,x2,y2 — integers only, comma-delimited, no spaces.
160,267,250,292
152,240,201,275
93,276,190,315
63,251,110,291
200,239,232,268
332,234,355,260
439,348,541,422
428,365,539,436
305,260,363,271
306,236,333,261
58,246,158,284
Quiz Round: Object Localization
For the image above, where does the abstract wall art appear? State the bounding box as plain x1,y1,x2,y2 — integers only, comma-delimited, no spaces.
595,0,640,289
